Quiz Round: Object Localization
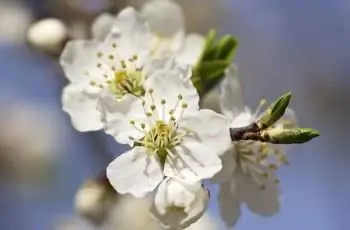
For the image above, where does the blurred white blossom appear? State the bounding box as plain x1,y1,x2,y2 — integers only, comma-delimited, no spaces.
150,178,209,229
27,18,68,54
102,63,231,197
0,1,33,44
74,179,116,224
214,66,297,227
60,7,153,132
0,102,62,185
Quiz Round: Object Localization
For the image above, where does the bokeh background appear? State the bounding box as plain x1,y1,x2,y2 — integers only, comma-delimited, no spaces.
0,0,347,229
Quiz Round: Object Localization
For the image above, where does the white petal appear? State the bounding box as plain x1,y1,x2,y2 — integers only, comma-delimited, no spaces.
91,13,114,41
150,178,208,229
105,7,152,55
180,109,232,156
141,0,185,37
219,65,246,120
144,63,199,115
212,148,236,183
98,93,147,145
240,172,280,216
164,140,222,181
60,40,101,83
61,84,102,132
176,33,205,67
218,182,241,228
106,147,163,197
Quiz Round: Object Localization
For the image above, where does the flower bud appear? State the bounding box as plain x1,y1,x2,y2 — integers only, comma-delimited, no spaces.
262,127,319,144
27,18,68,54
150,178,209,229
74,179,117,225
258,92,292,128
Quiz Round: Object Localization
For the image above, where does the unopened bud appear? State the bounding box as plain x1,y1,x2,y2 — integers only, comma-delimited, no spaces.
262,127,319,144
74,179,117,225
27,18,68,54
258,92,292,129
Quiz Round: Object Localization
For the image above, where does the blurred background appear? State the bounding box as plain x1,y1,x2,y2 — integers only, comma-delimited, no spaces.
0,0,348,229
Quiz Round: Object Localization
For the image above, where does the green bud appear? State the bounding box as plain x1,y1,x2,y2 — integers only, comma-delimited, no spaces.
263,128,319,144
258,92,292,128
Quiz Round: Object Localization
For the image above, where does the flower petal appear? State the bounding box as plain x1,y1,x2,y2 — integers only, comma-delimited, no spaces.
91,13,114,41
180,109,232,156
61,84,102,132
60,40,101,84
219,65,246,120
150,178,208,229
164,141,222,181
105,7,152,55
176,33,205,67
144,62,199,116
212,148,236,183
240,172,280,216
140,0,185,37
98,92,147,145
106,147,163,197
218,182,241,228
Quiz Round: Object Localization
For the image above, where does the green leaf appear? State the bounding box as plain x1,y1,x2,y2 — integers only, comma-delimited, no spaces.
216,35,238,61
200,29,217,62
258,92,292,128
197,60,229,81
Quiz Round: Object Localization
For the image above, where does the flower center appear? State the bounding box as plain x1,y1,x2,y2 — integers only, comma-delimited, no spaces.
129,90,190,165
86,43,145,99
233,110,296,189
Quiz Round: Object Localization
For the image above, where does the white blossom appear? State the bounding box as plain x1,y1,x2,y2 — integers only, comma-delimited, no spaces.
214,65,298,227
60,7,153,132
0,102,62,185
140,0,205,66
92,0,205,67
27,18,68,54
150,178,209,229
101,63,231,197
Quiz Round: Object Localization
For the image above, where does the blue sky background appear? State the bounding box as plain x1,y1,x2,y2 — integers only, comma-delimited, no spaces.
0,0,349,229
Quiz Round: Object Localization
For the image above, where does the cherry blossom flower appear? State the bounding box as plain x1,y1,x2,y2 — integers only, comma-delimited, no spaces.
100,63,231,197
60,7,153,131
214,65,297,227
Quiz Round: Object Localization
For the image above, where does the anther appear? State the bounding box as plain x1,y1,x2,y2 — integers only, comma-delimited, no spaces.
108,55,114,60
177,94,183,100
141,123,146,129
148,88,154,94
161,99,166,105
150,105,156,111
129,120,135,125
97,52,103,58
112,43,117,48
181,103,188,109
90,80,96,86
132,54,138,60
